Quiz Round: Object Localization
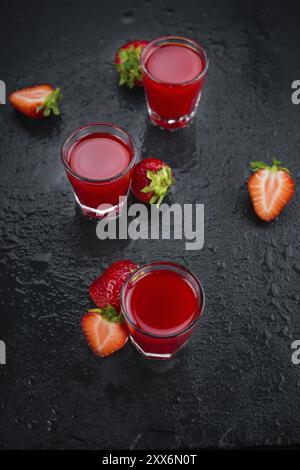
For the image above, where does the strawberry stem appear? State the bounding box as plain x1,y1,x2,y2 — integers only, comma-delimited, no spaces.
116,45,143,89
89,305,123,323
141,165,175,207
250,158,290,174
36,88,62,117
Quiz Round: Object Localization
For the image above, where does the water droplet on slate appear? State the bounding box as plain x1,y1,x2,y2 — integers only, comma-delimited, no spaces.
217,260,226,270
163,7,175,16
270,282,279,297
121,10,135,24
265,245,274,271
293,263,300,275
30,252,52,268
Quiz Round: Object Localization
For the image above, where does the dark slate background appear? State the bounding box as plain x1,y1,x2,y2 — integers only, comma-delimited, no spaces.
0,0,300,450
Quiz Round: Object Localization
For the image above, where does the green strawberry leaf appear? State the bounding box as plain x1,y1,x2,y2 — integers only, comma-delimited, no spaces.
36,88,63,117
141,165,175,207
89,305,124,323
250,159,290,173
116,45,143,89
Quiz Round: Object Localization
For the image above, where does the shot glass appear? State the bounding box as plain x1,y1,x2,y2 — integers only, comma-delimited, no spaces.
121,261,205,359
141,36,209,130
61,123,137,219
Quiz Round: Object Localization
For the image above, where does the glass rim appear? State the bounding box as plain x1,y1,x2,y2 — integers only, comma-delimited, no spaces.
141,35,209,86
61,122,138,183
121,261,205,339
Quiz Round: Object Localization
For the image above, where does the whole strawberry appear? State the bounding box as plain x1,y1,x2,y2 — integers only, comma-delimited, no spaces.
115,40,149,88
89,260,138,312
131,158,175,207
9,84,62,119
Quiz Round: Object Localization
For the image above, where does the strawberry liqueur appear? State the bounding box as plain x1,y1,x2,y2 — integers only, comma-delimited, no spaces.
62,123,137,218
141,36,209,130
68,134,131,180
121,261,205,359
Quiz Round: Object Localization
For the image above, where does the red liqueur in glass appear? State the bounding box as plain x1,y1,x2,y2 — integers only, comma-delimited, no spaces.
121,262,205,359
141,36,209,130
62,123,137,218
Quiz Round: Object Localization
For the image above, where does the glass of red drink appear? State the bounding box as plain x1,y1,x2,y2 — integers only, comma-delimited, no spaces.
61,123,137,219
141,36,209,130
121,261,205,360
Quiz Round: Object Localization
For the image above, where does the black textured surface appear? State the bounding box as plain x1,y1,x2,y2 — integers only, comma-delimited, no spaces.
1,0,300,450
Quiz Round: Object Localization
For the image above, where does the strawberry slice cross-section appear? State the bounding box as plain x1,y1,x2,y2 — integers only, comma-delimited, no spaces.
9,84,62,119
81,306,128,357
248,159,295,221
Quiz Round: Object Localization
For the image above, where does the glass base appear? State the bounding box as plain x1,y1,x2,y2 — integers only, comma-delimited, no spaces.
130,337,173,360
147,93,201,130
74,193,123,220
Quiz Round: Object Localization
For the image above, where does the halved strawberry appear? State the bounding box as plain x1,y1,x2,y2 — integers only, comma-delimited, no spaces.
9,84,62,119
115,40,148,88
248,159,295,221
89,260,138,311
81,306,128,357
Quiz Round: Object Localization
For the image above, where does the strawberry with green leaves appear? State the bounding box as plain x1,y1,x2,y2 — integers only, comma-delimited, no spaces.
81,306,128,357
9,84,62,119
131,158,175,207
248,159,295,221
115,40,148,88
83,260,138,357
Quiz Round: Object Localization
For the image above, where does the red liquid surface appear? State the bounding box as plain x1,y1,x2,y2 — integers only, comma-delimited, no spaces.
146,44,203,84
69,133,131,180
124,268,202,356
66,133,134,214
143,43,206,127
